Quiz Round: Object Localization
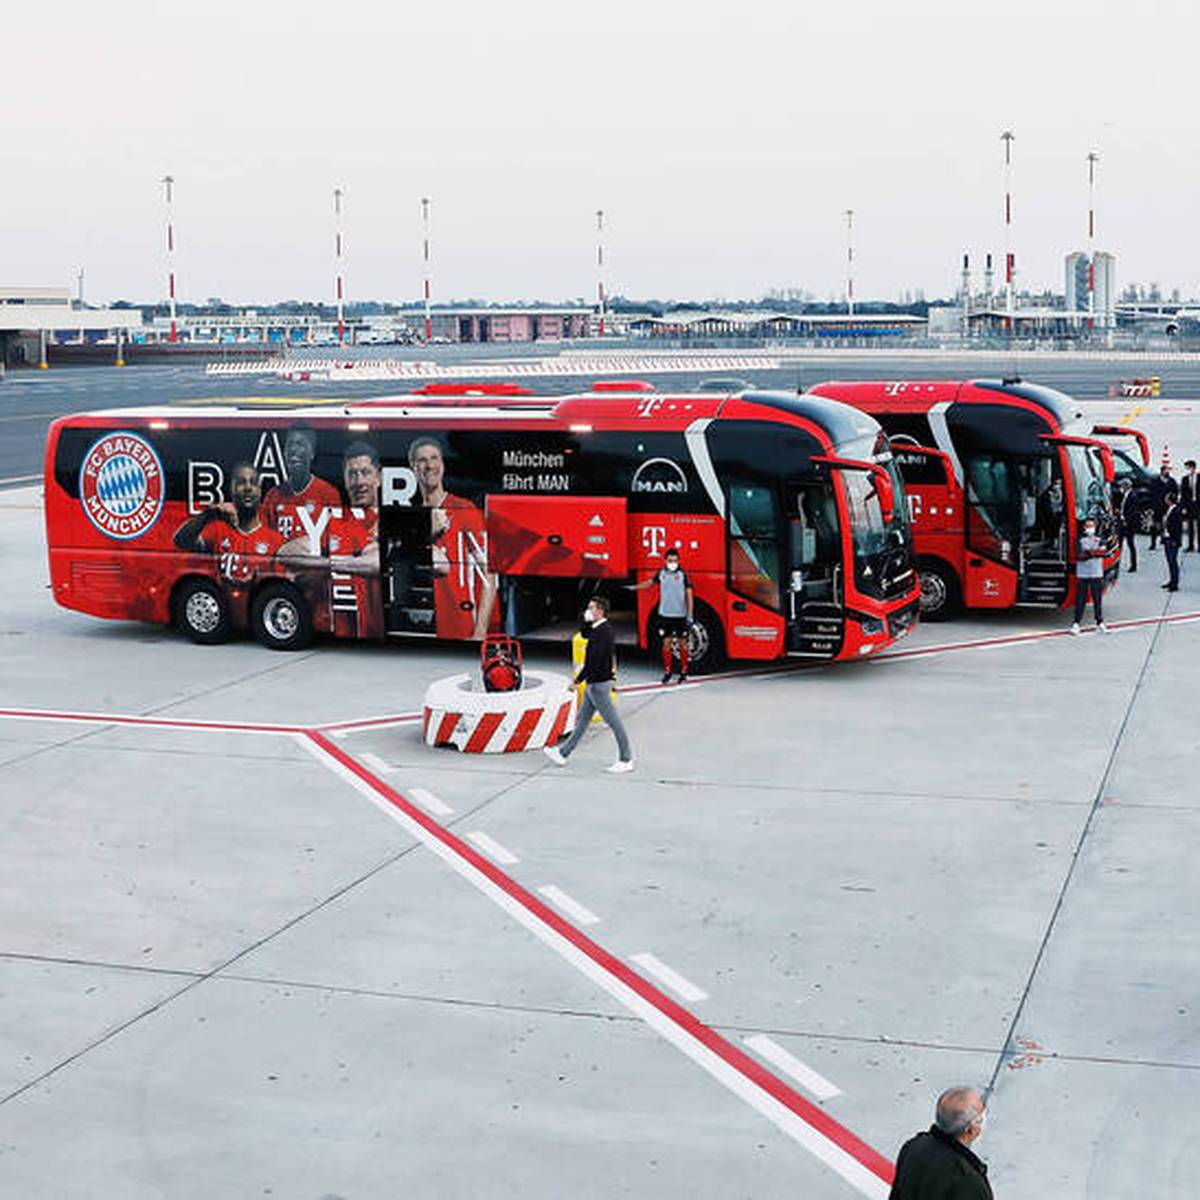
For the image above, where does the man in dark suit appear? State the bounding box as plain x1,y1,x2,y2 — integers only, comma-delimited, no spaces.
890,1087,993,1199
1148,464,1178,551
1163,492,1183,592
1115,479,1138,573
1179,459,1199,552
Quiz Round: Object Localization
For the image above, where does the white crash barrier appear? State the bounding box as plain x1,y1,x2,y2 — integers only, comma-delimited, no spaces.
422,670,576,754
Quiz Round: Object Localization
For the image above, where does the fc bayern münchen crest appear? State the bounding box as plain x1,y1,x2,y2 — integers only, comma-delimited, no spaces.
78,431,166,540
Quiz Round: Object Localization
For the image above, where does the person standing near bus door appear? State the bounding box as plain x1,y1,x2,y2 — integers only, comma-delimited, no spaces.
1071,515,1108,635
1115,479,1138,573
631,547,694,683
1162,491,1183,592
544,595,634,773
1148,463,1177,552
1179,459,1199,552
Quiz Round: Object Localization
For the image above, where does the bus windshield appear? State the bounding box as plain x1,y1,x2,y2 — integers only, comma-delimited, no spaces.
1065,443,1110,522
842,461,913,599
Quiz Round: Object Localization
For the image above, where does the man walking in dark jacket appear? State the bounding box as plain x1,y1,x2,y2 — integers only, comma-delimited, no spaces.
544,595,634,772
889,1086,993,1200
1179,459,1199,552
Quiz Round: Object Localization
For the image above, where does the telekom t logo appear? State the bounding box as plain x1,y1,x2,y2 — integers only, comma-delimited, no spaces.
641,526,668,557
636,397,666,418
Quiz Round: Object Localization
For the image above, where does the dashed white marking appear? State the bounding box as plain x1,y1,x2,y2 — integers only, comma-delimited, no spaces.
630,952,708,1002
409,787,454,816
465,830,519,865
359,751,395,774
537,885,601,925
744,1034,843,1101
329,728,351,740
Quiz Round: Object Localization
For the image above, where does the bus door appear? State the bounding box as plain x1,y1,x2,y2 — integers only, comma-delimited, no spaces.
379,504,437,635
723,482,787,659
782,480,844,657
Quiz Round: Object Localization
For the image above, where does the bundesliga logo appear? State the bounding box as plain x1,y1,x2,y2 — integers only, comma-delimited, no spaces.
79,432,165,540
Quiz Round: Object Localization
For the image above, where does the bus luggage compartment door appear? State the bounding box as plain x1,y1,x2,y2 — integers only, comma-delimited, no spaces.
485,495,628,578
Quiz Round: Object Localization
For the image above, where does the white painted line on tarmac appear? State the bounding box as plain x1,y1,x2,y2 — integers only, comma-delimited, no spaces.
744,1034,843,1101
537,885,601,925
630,952,708,1003
465,830,520,865
359,751,395,774
408,787,454,816
295,734,896,1196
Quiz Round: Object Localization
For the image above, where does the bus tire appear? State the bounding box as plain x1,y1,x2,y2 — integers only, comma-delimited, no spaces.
917,559,960,622
687,601,726,673
251,582,313,651
173,577,232,645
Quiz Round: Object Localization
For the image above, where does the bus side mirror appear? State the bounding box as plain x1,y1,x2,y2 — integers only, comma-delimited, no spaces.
873,467,896,524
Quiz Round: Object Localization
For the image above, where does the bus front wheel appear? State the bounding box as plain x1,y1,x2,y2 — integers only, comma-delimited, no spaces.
686,602,726,673
174,578,232,645
252,582,314,651
917,561,960,622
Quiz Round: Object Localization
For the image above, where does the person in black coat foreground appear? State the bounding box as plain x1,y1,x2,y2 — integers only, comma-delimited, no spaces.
889,1086,994,1199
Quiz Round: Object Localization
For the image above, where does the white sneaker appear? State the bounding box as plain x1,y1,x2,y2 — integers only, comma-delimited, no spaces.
543,746,567,767
1098,622,1110,634
1070,623,1082,636
607,759,634,774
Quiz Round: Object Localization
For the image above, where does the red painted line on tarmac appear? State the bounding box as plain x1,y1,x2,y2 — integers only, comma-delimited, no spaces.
314,712,424,732
0,707,303,735
876,608,1200,663
304,729,895,1189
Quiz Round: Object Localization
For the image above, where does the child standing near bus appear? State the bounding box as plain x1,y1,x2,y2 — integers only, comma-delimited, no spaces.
632,548,695,683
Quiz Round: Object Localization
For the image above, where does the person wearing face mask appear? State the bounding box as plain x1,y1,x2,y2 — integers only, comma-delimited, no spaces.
544,595,634,773
1162,490,1183,592
889,1087,993,1200
631,547,694,683
1071,516,1108,635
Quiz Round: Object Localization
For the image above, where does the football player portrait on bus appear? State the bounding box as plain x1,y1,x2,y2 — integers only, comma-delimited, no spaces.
173,461,284,584
277,441,383,638
262,421,340,539
408,434,498,639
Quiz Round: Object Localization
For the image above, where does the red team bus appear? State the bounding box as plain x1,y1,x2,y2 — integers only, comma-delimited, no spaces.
809,379,1123,619
44,384,921,669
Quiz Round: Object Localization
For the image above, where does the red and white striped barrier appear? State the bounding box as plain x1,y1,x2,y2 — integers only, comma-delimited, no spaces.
422,671,576,754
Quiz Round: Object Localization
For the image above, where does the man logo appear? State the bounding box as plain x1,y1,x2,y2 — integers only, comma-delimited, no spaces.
79,431,165,540
631,458,687,495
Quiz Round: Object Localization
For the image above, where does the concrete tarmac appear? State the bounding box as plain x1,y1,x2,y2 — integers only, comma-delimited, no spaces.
1,399,1198,1198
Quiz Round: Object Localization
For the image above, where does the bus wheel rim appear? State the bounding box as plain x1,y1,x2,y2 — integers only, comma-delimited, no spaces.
688,619,710,662
186,591,221,634
263,597,298,640
919,570,946,613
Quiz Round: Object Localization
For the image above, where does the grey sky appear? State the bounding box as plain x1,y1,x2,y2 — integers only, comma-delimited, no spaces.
5,0,1197,305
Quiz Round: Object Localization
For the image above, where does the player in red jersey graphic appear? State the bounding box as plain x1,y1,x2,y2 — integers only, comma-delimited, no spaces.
409,435,498,639
278,441,383,638
173,461,284,583
262,423,340,540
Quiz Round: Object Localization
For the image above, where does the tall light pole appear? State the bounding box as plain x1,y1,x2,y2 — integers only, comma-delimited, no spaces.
1087,150,1100,332
422,197,433,344
1000,132,1015,324
845,209,855,318
333,187,346,346
162,175,177,343
596,208,606,337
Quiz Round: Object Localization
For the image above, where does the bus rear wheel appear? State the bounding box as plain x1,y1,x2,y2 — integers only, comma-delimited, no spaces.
174,578,232,645
252,582,313,651
917,560,960,622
